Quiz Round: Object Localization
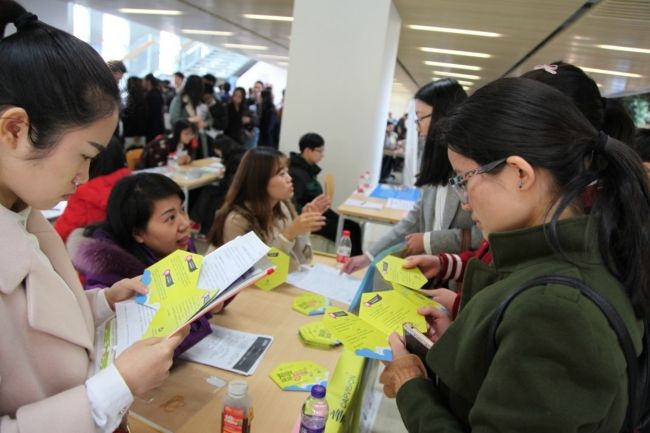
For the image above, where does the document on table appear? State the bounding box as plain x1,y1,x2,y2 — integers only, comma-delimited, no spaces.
343,198,383,210
181,324,273,376
287,263,361,305
385,198,416,212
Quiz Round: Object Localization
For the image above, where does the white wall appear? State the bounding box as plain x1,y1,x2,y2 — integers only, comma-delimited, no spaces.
280,0,401,207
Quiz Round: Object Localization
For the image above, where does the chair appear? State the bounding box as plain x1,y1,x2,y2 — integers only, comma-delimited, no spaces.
125,147,144,170
323,174,335,202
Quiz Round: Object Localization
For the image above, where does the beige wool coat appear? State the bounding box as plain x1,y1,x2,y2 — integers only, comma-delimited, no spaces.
0,205,111,433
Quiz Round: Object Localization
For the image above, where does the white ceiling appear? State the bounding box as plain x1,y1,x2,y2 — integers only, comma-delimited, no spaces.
73,0,650,97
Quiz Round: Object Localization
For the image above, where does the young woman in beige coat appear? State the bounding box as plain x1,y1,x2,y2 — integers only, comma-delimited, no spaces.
0,3,188,432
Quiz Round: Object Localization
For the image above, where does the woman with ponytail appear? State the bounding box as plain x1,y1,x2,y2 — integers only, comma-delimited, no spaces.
380,77,649,432
0,2,188,432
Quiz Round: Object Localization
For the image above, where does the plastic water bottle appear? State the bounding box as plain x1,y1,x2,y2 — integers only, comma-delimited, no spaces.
300,385,328,433
336,230,352,269
363,170,371,189
221,380,252,433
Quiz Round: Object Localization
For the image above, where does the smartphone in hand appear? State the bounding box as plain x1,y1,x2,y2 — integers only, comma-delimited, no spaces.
403,322,433,362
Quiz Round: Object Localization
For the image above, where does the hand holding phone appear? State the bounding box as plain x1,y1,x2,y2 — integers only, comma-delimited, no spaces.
402,322,433,362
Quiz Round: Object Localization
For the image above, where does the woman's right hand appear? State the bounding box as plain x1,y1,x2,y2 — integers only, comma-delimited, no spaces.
403,254,441,279
284,211,325,240
418,306,452,342
341,254,370,274
114,326,190,396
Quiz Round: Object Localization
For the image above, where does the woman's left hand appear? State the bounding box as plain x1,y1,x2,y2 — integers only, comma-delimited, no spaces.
105,276,149,311
379,333,428,398
304,194,331,214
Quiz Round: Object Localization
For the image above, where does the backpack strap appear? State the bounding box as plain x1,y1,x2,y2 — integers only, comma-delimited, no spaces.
486,275,642,432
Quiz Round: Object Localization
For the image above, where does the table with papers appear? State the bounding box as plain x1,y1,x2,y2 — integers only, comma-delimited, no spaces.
335,184,421,244
128,254,363,433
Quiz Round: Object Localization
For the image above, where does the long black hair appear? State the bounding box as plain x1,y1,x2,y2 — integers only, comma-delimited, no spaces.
0,0,119,153
414,78,467,187
86,173,185,264
441,77,650,317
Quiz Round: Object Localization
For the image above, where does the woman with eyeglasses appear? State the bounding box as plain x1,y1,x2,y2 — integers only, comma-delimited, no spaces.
380,77,648,432
341,78,481,275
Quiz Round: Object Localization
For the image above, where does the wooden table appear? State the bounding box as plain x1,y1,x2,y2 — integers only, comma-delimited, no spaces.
129,255,360,433
335,192,412,245
137,158,225,212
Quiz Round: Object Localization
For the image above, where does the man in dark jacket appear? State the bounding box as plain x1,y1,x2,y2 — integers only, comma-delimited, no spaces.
289,133,362,255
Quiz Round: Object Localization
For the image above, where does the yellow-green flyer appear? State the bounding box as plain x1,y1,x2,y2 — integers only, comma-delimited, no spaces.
255,247,289,291
299,321,340,349
375,255,428,289
325,350,366,433
269,360,329,391
292,293,329,315
322,287,434,361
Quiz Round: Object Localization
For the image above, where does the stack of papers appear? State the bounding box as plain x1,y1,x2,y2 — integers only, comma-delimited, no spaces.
269,361,329,391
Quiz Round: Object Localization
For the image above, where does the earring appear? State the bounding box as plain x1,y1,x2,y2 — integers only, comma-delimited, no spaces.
73,179,81,188
518,180,524,189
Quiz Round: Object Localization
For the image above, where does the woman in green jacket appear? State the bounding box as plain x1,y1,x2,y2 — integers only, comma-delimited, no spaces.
381,77,649,432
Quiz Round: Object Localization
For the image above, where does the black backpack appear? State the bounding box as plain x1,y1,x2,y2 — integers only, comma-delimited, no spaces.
487,275,650,433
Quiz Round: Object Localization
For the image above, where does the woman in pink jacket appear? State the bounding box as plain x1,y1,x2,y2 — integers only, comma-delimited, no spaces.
0,3,188,432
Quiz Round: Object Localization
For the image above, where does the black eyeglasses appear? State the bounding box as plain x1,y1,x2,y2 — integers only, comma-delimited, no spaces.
414,113,432,126
448,158,507,204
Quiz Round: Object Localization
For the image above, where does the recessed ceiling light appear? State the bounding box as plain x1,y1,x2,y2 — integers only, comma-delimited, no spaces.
456,80,474,86
433,71,481,80
424,61,481,71
596,83,604,88
223,43,269,50
409,24,501,37
579,66,642,78
242,14,294,22
118,8,182,15
182,29,233,36
596,44,650,54
420,47,491,58
277,61,289,66
258,54,289,60
463,86,471,91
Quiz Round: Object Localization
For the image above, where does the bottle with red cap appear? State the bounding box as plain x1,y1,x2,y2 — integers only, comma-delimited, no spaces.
335,230,352,269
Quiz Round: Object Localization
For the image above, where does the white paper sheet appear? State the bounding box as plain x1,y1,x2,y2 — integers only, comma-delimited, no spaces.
180,324,273,376
115,301,156,356
385,198,416,212
343,199,383,210
287,263,361,305
198,231,270,292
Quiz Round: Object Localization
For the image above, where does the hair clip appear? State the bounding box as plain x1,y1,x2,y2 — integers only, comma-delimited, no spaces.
533,64,558,75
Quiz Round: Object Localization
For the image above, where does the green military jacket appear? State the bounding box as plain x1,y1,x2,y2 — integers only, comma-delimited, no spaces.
396,216,643,433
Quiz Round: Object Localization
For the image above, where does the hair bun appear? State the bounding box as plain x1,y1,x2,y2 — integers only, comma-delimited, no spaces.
13,12,38,31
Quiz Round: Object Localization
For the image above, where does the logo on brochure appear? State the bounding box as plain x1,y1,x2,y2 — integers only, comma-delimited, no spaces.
163,269,174,287
185,255,197,272
382,262,389,273
328,310,348,319
363,294,383,308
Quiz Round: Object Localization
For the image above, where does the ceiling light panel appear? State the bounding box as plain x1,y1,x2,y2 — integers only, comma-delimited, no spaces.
424,61,482,71
420,47,492,58
223,43,269,50
242,14,294,22
579,66,642,78
182,29,233,36
433,71,481,80
118,8,182,15
596,44,650,54
408,24,501,37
